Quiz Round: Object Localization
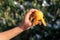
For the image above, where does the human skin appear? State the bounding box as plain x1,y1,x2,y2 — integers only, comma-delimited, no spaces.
0,9,38,40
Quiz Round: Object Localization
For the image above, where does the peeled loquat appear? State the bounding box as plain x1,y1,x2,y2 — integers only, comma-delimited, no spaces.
32,10,47,26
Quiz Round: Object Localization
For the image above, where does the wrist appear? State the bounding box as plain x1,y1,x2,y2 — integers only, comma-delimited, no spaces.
18,24,27,31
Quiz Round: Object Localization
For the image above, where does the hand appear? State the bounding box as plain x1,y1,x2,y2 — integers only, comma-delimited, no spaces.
20,9,37,30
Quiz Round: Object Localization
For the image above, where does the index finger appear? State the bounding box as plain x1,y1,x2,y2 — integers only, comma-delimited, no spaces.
25,9,37,20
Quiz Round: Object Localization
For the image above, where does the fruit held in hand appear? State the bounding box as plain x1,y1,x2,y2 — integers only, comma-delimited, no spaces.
32,10,47,26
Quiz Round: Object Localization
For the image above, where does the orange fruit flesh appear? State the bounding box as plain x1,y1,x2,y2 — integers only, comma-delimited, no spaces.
32,10,47,26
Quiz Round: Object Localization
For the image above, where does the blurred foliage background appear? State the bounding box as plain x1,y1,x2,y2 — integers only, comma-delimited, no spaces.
0,0,60,40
